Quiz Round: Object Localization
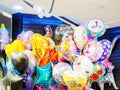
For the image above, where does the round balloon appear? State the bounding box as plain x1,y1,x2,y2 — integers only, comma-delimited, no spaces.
73,55,93,76
52,62,72,85
99,39,112,61
83,41,104,62
61,35,77,61
74,26,88,50
54,24,73,44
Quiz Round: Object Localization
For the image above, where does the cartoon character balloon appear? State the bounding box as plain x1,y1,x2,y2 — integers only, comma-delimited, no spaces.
61,35,77,61
74,26,88,50
83,41,104,62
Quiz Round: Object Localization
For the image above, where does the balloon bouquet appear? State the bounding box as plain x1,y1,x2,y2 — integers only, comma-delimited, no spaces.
0,19,119,90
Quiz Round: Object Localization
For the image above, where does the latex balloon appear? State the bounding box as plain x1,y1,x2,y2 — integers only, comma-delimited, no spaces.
52,62,72,85
11,51,28,74
74,26,88,50
5,39,25,58
73,55,93,76
83,41,104,62
99,39,112,61
61,35,77,61
17,30,34,50
0,80,5,90
63,70,87,90
30,33,49,61
24,50,37,73
34,63,53,90
0,23,10,50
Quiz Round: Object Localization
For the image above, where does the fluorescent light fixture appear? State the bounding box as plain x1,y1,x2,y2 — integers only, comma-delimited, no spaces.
14,5,22,10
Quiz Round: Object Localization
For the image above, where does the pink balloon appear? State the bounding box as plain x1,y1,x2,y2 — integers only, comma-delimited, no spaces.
102,59,113,69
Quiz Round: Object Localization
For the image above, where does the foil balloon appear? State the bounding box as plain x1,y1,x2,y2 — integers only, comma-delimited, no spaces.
0,23,10,50
24,50,37,73
11,51,28,74
34,63,53,90
89,62,105,81
74,26,88,50
17,30,34,50
2,70,23,86
23,73,34,90
98,39,112,61
52,62,72,85
39,48,58,66
30,33,49,61
63,70,87,90
45,37,55,49
102,59,113,69
83,41,104,62
61,35,77,61
44,25,53,38
86,18,106,39
5,39,25,58
73,55,93,76
54,24,73,44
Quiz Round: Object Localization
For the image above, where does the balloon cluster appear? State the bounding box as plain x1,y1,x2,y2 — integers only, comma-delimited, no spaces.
0,19,118,90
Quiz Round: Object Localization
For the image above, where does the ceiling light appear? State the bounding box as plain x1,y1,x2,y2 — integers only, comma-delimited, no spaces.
14,5,22,10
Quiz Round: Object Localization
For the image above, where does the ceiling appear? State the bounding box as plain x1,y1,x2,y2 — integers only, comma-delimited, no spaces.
0,0,120,28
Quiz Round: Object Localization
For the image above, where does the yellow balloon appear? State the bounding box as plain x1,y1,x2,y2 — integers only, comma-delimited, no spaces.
30,33,49,61
5,40,25,58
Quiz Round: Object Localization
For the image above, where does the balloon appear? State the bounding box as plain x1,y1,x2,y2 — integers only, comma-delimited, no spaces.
83,41,104,62
99,39,112,61
2,70,23,85
0,80,5,90
61,35,77,61
34,63,53,89
11,51,28,74
0,23,10,50
5,39,25,58
44,25,53,38
63,70,87,90
102,59,113,69
89,62,105,81
73,55,93,76
33,84,46,90
45,37,55,49
17,30,34,50
23,74,34,90
30,33,49,61
24,50,37,73
52,62,72,85
74,26,88,50
39,49,58,66
54,24,73,44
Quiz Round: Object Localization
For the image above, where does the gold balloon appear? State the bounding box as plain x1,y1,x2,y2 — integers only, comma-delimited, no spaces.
30,33,49,61
5,39,25,58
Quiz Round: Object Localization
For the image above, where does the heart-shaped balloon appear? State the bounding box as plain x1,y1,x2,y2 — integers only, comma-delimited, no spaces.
11,51,28,74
